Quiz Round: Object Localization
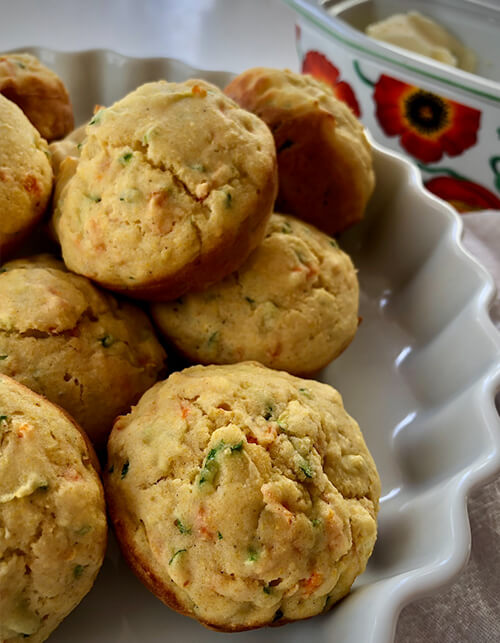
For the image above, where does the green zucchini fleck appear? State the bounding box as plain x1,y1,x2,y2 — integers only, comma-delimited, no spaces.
198,440,225,486
230,441,243,453
120,460,130,479
89,110,104,126
86,194,102,203
98,335,115,348
329,238,339,249
73,564,85,579
217,531,223,540
225,192,232,208
142,126,157,144
246,547,259,563
0,415,8,424
311,518,322,528
174,519,192,535
118,152,133,165
263,404,274,421
281,220,293,234
0,355,6,361
300,459,313,479
76,525,92,536
263,585,271,595
276,418,288,433
169,549,187,565
298,387,312,399
207,331,219,348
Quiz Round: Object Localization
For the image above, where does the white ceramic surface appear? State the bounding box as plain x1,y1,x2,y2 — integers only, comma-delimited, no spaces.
17,49,500,643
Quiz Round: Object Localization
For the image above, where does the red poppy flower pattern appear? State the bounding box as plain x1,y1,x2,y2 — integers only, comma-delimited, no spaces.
302,51,361,117
374,75,481,163
425,176,500,213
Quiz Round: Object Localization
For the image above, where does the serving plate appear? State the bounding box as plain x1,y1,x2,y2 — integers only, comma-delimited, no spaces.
12,48,500,643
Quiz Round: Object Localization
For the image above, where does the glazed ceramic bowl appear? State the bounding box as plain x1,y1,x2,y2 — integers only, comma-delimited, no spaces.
284,0,500,213
8,48,500,643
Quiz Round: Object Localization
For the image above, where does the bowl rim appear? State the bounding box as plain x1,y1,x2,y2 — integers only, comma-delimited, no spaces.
284,0,500,103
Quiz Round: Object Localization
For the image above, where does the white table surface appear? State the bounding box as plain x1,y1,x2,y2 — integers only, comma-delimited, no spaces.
1,1,498,642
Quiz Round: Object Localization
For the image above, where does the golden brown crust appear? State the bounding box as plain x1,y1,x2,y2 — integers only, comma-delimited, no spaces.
225,68,374,236
105,363,380,631
53,80,278,301
99,168,276,301
106,488,283,633
0,255,167,449
104,478,193,620
0,94,53,259
0,374,107,642
151,213,360,373
0,53,74,141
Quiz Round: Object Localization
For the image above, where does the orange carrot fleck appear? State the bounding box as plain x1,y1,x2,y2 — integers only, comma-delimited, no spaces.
196,506,215,541
192,84,207,97
63,467,81,482
300,571,323,596
16,423,32,438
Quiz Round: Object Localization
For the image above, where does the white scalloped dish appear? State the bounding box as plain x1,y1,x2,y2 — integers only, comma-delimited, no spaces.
15,48,500,643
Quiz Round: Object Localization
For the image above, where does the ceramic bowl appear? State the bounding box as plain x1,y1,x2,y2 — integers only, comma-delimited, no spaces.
8,47,500,643
284,0,500,213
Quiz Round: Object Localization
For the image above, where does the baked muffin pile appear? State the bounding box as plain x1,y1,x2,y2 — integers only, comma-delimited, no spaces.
0,53,379,639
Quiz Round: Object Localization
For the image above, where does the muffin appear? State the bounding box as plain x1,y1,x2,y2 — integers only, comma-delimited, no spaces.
105,362,380,631
0,94,53,257
48,123,86,177
151,213,359,375
52,79,278,300
0,255,166,449
0,374,107,643
0,52,74,141
225,68,374,235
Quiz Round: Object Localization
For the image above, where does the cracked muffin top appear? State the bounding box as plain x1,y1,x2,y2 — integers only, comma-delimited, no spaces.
0,52,74,142
52,79,277,301
105,362,380,631
0,254,166,449
0,93,53,257
0,374,107,643
151,213,359,375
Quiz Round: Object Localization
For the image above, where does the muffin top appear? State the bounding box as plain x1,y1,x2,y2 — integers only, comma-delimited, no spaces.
106,362,380,631
0,374,107,643
226,67,367,132
0,52,74,141
53,79,277,300
224,67,374,235
0,93,53,254
0,255,166,449
152,213,359,375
